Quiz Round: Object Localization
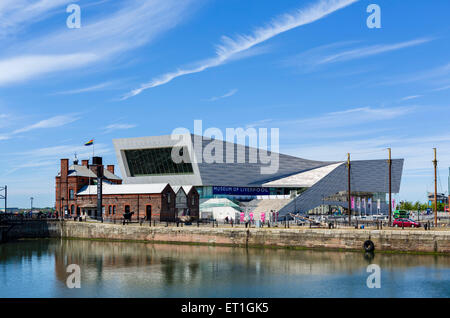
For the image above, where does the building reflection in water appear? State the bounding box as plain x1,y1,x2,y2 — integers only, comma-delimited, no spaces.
1,239,449,297
50,239,450,290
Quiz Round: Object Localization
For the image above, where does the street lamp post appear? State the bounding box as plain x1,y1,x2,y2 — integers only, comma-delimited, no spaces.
388,148,392,227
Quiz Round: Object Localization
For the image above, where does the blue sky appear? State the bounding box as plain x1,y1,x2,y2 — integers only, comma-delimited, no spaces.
0,0,449,208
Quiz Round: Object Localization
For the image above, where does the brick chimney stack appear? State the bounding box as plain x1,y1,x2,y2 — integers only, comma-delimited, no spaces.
107,165,115,174
82,160,89,167
60,159,69,181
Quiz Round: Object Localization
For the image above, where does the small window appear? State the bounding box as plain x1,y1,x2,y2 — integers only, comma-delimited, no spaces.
125,205,130,213
113,206,116,215
109,206,112,215
167,193,171,203
69,189,74,200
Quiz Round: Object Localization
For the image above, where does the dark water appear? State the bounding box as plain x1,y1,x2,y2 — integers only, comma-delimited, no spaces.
0,239,449,298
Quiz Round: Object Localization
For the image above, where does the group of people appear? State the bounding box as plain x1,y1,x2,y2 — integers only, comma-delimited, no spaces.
224,216,234,225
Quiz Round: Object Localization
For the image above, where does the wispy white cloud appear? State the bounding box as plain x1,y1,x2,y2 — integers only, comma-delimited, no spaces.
0,113,81,140
50,81,115,95
205,89,238,102
431,84,450,92
317,38,431,65
0,54,98,86
16,143,111,158
13,114,81,134
102,123,137,133
285,38,432,72
0,0,198,86
123,0,358,99
2,143,112,177
0,0,74,38
401,95,423,101
379,62,450,86
247,106,416,130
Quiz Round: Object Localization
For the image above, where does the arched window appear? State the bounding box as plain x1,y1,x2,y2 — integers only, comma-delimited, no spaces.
70,205,75,215
125,205,130,213
109,206,112,215
113,206,116,215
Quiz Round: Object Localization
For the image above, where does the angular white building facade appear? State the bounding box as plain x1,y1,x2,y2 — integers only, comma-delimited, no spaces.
113,134,404,216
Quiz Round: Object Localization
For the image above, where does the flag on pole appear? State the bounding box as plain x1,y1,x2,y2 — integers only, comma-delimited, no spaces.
84,139,94,146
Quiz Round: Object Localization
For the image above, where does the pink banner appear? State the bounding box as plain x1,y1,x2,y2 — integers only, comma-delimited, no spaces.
240,213,244,222
351,197,355,209
261,212,265,223
250,213,254,221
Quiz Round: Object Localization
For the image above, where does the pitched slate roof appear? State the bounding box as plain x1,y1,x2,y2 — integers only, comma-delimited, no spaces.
77,183,169,196
60,164,122,181
172,185,194,194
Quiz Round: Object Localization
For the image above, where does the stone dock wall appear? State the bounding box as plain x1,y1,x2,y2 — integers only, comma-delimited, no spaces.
3,220,450,253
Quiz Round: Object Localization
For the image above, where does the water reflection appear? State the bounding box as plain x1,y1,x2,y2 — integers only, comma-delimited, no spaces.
0,239,449,298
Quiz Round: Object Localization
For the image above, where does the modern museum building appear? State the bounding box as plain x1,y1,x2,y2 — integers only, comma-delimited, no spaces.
113,134,404,219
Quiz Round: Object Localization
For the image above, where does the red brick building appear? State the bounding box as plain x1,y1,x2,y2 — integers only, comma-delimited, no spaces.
56,158,122,216
55,157,199,221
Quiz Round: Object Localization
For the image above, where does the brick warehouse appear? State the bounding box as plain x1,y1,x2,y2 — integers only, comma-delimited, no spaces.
55,157,199,222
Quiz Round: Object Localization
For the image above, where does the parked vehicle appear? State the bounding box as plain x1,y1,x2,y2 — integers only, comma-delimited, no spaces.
393,210,410,219
393,218,421,228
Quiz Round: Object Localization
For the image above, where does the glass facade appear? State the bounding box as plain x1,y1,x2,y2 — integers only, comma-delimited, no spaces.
125,147,194,177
